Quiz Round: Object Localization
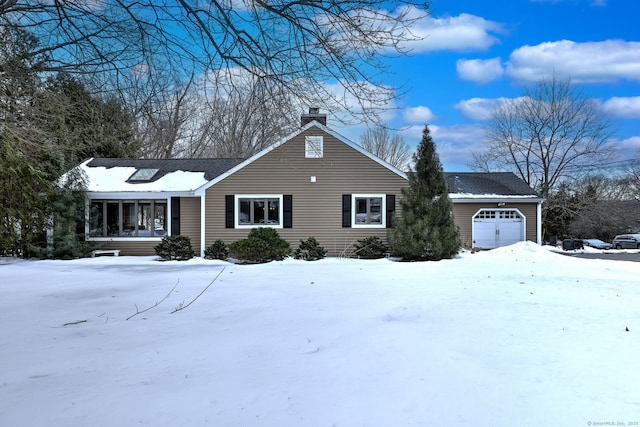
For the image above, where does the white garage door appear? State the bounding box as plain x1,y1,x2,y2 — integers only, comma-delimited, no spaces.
473,209,524,249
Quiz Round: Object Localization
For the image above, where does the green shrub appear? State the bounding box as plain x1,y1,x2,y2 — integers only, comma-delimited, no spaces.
353,236,388,259
293,237,326,261
204,239,229,260
154,235,194,261
228,228,291,263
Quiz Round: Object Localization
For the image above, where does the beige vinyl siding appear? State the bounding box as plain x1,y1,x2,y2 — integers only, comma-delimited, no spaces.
94,240,158,256
178,197,201,253
452,202,539,248
204,127,408,257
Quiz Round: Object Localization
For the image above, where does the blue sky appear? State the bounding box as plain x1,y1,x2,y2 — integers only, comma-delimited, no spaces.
332,0,640,172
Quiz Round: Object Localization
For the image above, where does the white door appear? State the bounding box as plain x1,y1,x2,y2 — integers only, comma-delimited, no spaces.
473,209,524,249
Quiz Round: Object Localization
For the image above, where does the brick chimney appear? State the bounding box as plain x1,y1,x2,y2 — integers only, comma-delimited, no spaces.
301,107,327,126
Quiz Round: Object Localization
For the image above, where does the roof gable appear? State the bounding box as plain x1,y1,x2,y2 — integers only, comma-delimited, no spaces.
195,120,408,194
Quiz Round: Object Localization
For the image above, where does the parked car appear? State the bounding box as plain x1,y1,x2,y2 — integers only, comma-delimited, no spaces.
611,234,640,249
582,239,613,250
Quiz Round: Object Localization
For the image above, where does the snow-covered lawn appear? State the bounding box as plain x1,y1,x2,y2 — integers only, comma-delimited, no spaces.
1,242,638,426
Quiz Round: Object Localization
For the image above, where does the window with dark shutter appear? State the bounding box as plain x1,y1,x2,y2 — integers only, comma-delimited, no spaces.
386,194,395,228
342,194,351,228
283,195,293,228
225,195,234,228
171,197,181,235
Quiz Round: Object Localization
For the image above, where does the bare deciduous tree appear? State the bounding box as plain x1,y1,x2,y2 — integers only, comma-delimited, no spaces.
622,158,640,201
566,176,636,240
179,71,300,158
132,70,299,159
2,0,430,122
134,77,195,159
358,125,412,170
472,75,616,199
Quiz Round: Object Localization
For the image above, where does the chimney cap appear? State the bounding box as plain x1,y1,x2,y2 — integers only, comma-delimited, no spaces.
301,108,327,126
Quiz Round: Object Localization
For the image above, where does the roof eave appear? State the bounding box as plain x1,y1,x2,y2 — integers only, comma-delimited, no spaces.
87,190,198,199
450,195,544,203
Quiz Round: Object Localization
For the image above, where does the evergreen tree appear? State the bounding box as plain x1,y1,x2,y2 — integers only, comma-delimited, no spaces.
0,137,53,257
1,27,139,258
388,125,460,261
49,166,97,259
41,74,140,169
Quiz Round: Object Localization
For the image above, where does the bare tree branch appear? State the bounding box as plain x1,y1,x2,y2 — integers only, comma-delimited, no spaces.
171,267,225,313
474,75,618,240
126,279,179,320
2,0,430,122
475,75,616,198
132,70,300,159
358,125,412,170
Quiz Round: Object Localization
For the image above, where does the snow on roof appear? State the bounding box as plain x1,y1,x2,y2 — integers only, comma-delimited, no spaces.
66,157,247,193
449,193,541,200
78,160,208,192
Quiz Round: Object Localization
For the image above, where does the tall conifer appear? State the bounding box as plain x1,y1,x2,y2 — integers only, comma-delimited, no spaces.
388,125,460,261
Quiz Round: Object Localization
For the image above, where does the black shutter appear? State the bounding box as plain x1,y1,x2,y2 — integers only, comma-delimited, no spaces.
386,194,395,228
171,197,181,235
342,194,351,228
283,195,293,228
225,195,234,228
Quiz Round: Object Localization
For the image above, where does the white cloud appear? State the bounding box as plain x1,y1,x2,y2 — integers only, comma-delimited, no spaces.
456,58,504,83
454,97,531,121
431,124,488,170
397,123,487,171
430,123,485,145
615,135,640,153
456,94,640,123
455,98,499,120
131,63,150,78
405,13,504,53
601,96,640,119
602,135,640,164
397,124,425,144
506,40,640,83
402,106,436,124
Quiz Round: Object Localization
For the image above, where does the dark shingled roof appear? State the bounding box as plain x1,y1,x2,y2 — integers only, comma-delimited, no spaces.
87,158,246,182
443,172,541,197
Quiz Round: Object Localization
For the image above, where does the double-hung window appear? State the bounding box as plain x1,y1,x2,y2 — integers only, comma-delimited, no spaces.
236,195,283,228
352,194,386,228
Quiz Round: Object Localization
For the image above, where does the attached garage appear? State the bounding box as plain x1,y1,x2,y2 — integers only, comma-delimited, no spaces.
444,173,544,250
473,209,525,249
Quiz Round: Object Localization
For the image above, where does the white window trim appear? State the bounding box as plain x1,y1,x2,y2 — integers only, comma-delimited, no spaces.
351,193,386,228
86,198,170,241
235,194,284,229
88,236,164,242
305,135,323,158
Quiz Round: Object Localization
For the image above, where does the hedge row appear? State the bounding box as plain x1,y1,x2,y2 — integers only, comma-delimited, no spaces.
155,229,389,263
